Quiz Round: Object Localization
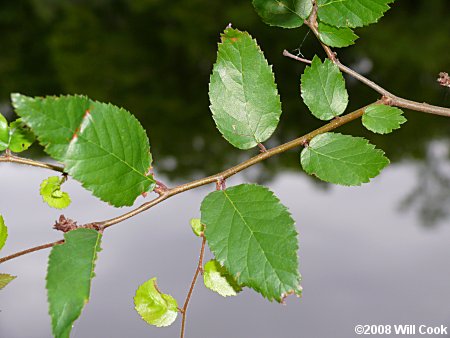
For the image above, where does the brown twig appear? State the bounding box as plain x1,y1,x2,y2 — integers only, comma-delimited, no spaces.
0,153,65,173
180,235,206,338
283,50,450,118
0,240,64,264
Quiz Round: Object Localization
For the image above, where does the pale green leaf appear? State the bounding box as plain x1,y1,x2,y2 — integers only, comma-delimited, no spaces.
0,274,16,290
0,214,7,251
190,218,204,237
362,104,407,134
134,277,178,327
46,228,102,338
11,94,155,207
0,113,8,151
40,176,71,209
301,132,389,185
209,28,282,149
203,260,242,297
301,56,348,120
318,22,358,47
8,119,35,153
317,0,393,28
252,0,313,28
201,183,301,302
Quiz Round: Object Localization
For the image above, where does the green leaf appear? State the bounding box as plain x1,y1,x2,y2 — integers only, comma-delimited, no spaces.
0,273,16,290
252,0,313,28
0,214,7,251
8,119,36,153
209,28,282,150
362,104,407,134
317,0,393,28
301,132,389,185
134,277,178,327
203,260,242,297
11,94,155,207
190,218,204,237
40,176,71,209
301,56,348,120
46,228,102,338
201,184,301,302
317,22,359,47
0,113,8,151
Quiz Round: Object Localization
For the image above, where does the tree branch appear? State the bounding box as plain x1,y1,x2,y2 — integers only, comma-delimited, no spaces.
283,50,450,118
180,235,206,338
0,153,65,173
0,240,64,264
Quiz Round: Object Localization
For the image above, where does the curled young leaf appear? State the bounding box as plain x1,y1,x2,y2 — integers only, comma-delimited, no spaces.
0,214,7,251
203,260,242,297
40,176,71,209
8,119,35,153
190,218,204,237
0,273,16,290
0,113,8,151
134,277,178,327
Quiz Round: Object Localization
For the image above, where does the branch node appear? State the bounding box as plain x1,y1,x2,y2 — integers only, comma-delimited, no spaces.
154,180,169,195
438,72,450,88
257,142,268,153
53,215,78,233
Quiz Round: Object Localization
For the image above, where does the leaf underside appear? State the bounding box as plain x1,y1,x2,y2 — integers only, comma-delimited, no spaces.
201,183,301,302
11,94,154,207
209,28,282,149
46,228,102,338
362,104,406,134
301,132,390,185
252,0,313,28
317,0,393,28
301,56,349,120
203,260,242,297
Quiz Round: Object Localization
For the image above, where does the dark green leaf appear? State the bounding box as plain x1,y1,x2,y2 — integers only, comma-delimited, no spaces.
0,274,16,290
203,260,242,297
318,22,358,47
252,0,313,28
317,0,393,28
201,184,301,302
0,215,7,251
11,94,154,207
209,28,282,149
134,277,178,327
301,132,389,185
362,104,406,134
301,56,348,120
40,176,71,209
0,113,8,151
46,228,102,338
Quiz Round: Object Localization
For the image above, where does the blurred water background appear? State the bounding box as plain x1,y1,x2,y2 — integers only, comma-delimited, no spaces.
0,1,449,337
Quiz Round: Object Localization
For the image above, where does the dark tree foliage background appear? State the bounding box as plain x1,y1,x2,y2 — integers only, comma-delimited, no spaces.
0,0,449,222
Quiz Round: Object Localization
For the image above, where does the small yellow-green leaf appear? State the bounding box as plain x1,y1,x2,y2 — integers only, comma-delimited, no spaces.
8,119,35,153
0,113,8,151
318,22,359,47
203,260,242,297
134,277,178,327
362,104,407,134
40,176,71,209
0,215,7,251
0,274,16,290
190,218,204,237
